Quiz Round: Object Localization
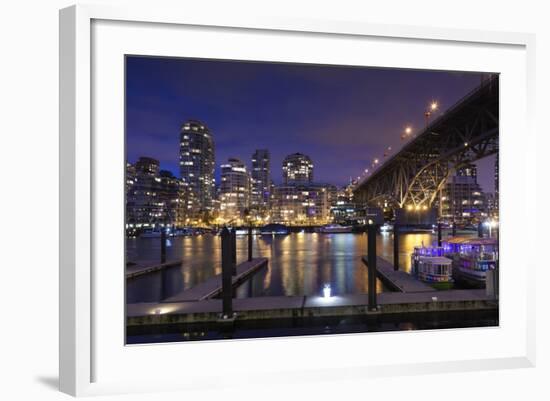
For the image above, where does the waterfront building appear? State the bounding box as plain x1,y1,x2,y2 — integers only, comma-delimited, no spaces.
127,157,163,228
282,152,313,184
179,119,215,220
486,193,498,218
158,170,188,227
125,162,137,227
330,185,359,224
219,157,251,221
271,183,330,225
441,163,487,224
251,149,271,209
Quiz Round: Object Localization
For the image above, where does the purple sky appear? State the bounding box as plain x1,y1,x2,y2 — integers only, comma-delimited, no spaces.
126,56,497,192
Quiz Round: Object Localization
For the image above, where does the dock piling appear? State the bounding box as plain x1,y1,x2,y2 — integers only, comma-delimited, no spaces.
231,228,237,275
160,227,166,264
248,226,253,261
393,224,399,271
367,224,378,311
221,227,233,317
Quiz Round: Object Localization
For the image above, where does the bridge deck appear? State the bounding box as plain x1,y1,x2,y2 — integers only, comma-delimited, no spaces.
162,258,268,302
362,256,434,293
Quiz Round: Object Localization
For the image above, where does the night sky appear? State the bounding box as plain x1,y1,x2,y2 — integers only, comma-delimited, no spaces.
126,56,497,192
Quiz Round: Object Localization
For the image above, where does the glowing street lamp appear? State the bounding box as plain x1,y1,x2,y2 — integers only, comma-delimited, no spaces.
323,284,332,298
425,100,439,126
401,125,413,140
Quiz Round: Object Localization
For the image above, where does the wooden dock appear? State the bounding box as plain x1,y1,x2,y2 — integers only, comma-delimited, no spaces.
127,289,496,326
126,259,183,279
362,256,434,293
162,258,268,302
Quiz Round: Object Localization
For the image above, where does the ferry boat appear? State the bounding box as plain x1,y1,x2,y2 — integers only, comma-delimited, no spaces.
442,237,498,286
317,224,353,234
411,245,453,284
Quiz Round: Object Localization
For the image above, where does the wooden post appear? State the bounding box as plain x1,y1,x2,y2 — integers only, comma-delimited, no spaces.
367,224,378,311
160,227,166,264
221,227,233,317
393,224,399,271
437,223,442,247
248,226,253,261
231,228,237,275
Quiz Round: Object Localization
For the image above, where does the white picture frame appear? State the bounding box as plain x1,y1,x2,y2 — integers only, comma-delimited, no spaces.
59,4,536,397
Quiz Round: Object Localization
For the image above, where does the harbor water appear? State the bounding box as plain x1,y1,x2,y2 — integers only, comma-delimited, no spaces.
126,232,436,303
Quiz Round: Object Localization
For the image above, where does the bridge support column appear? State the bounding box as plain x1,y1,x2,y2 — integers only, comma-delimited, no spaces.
231,228,237,275
248,226,253,261
437,223,442,247
393,224,399,271
160,227,166,264
367,224,378,311
221,228,233,318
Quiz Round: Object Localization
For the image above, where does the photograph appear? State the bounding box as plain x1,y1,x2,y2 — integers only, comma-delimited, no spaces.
124,55,499,344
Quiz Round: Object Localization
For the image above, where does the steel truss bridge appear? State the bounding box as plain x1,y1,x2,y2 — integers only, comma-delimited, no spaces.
354,76,498,211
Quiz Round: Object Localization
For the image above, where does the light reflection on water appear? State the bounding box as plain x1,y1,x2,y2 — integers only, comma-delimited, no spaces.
126,232,434,303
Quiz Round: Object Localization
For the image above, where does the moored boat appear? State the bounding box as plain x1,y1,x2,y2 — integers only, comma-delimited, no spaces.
317,224,353,234
443,237,498,286
259,223,289,235
140,229,162,238
411,245,453,284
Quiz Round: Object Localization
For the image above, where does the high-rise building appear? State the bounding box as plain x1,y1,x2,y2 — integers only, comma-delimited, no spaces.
125,162,137,227
128,157,163,227
179,120,215,218
219,158,251,220
282,153,313,184
158,170,188,227
441,163,487,224
272,153,333,224
251,149,271,209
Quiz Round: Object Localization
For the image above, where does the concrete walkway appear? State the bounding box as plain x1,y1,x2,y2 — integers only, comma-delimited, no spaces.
362,256,434,293
162,258,268,302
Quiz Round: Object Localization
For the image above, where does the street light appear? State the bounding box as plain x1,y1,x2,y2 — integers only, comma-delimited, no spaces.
425,100,439,126
401,125,413,140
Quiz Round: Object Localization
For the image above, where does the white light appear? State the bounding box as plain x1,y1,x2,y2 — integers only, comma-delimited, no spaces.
323,284,332,298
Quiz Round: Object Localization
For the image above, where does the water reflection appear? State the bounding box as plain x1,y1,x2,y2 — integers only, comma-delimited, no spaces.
127,232,436,303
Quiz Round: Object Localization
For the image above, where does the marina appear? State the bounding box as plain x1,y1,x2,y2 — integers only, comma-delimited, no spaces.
126,230,498,337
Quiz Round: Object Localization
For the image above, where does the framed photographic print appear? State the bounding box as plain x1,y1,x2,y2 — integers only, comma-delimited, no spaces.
60,4,536,397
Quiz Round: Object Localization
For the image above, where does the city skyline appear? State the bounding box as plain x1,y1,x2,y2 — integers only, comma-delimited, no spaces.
126,56,496,192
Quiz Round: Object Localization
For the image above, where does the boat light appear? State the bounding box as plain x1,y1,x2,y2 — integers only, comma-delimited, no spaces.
323,284,332,298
